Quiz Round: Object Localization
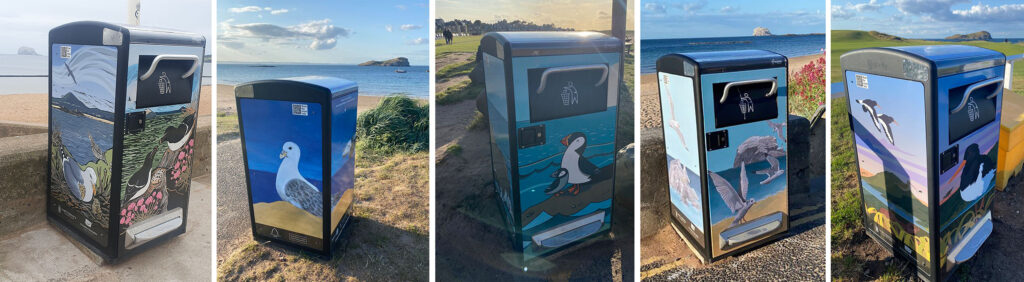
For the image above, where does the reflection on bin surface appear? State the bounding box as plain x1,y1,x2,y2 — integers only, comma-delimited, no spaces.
656,50,791,263
46,21,205,262
842,45,1006,281
480,31,622,267
235,76,357,257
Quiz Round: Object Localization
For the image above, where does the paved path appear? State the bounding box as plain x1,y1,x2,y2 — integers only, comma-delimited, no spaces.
0,176,212,281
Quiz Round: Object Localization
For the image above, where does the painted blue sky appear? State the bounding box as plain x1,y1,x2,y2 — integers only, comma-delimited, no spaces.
641,0,825,39
218,0,428,65
238,99,323,181
832,0,1024,38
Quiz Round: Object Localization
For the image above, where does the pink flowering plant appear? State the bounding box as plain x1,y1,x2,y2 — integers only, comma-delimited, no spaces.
788,56,826,118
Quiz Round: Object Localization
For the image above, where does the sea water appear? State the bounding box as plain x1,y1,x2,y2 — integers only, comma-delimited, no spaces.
640,35,826,73
219,63,429,98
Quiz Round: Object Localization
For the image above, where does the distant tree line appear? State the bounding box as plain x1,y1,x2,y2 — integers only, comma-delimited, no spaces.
435,18,573,35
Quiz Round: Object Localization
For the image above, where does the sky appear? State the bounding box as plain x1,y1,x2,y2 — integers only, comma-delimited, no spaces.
0,0,212,55
832,0,1024,38
218,0,429,65
641,0,825,39
436,0,634,31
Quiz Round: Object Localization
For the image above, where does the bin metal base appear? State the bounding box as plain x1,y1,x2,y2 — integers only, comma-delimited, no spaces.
719,211,784,251
947,211,992,265
530,211,605,248
125,207,183,250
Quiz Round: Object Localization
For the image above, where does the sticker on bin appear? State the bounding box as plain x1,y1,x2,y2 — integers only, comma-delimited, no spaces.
292,104,309,116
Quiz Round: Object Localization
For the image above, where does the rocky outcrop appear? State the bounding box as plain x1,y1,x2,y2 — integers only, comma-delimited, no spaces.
358,57,411,67
17,47,38,56
946,31,992,41
753,27,772,36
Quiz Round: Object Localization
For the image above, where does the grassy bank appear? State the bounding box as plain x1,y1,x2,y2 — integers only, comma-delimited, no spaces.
831,30,1024,83
436,35,483,55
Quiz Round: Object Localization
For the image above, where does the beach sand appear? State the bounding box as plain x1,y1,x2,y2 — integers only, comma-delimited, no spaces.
216,84,414,115
640,54,824,129
0,85,213,125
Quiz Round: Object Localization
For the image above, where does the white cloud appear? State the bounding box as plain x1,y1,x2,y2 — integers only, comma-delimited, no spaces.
683,1,706,13
229,6,262,13
952,3,1024,21
400,24,422,30
270,9,289,15
407,37,426,45
720,6,737,13
396,4,407,10
831,0,883,19
644,3,666,14
386,25,393,32
221,19,351,50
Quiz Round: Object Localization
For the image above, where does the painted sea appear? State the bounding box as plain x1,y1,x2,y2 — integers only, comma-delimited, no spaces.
640,35,825,73
218,63,429,98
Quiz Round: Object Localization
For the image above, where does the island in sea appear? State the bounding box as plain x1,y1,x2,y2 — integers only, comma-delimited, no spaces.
753,27,772,36
945,31,992,41
358,57,410,67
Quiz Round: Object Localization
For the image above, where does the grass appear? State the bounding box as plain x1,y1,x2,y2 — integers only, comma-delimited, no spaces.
218,151,430,281
356,96,429,156
466,111,486,130
436,35,483,55
444,144,462,156
830,96,872,280
831,30,1024,83
436,80,484,105
217,111,238,134
436,59,476,82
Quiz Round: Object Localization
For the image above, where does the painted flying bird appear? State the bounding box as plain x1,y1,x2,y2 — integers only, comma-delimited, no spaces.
161,113,195,151
669,159,699,209
125,146,159,201
276,141,323,217
64,61,78,85
876,113,898,145
855,99,882,131
664,86,687,150
768,120,787,143
709,163,755,227
733,136,786,185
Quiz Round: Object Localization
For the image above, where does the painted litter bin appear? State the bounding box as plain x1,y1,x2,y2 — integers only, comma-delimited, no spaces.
47,21,205,262
656,50,790,263
235,76,357,257
480,31,622,267
842,45,1008,281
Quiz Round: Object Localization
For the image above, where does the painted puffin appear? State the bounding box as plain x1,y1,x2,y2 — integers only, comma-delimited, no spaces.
125,146,160,201
161,113,195,152
546,132,598,195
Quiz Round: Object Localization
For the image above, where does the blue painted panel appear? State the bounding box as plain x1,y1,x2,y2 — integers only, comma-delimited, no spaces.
329,91,357,239
657,72,705,242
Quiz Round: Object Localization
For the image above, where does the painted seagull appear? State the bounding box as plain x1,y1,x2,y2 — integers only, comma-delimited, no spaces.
61,148,96,202
545,168,570,195
960,162,994,202
664,87,687,150
768,120,787,143
552,132,598,195
125,146,159,201
855,99,882,131
276,141,323,217
669,159,699,209
733,136,786,185
64,61,78,84
162,113,195,152
876,113,898,145
709,163,755,227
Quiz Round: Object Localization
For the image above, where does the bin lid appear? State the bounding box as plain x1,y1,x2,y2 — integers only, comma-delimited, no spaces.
235,76,357,100
481,31,621,57
841,45,1005,78
50,21,205,47
657,50,787,75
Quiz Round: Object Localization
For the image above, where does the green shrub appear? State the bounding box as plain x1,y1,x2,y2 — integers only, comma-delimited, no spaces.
356,96,429,156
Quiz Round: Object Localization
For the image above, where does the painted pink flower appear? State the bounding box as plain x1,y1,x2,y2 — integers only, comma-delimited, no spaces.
121,209,126,216
189,139,193,146
141,206,147,213
156,191,162,199
128,203,135,210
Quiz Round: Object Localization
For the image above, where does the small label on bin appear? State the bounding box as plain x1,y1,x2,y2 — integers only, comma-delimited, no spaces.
292,104,308,116
60,46,71,58
855,74,869,89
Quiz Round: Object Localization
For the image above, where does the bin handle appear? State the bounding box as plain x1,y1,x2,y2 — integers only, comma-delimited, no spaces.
139,54,200,81
536,64,608,93
720,78,777,104
951,77,1002,114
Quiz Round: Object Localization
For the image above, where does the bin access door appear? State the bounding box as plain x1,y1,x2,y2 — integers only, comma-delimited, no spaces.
712,77,778,128
136,54,199,108
527,64,609,123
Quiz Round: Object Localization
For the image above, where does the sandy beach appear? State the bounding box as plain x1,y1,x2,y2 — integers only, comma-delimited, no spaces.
0,85,213,125
640,54,824,129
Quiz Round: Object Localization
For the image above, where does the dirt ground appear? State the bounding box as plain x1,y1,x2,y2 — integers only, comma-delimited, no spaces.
435,53,474,94
0,85,212,125
434,51,635,281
